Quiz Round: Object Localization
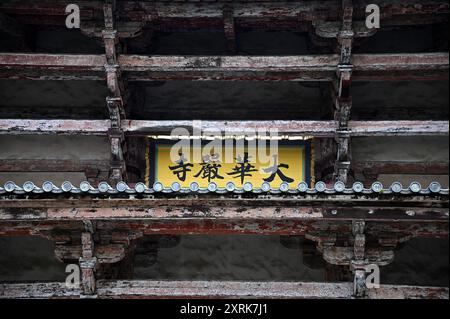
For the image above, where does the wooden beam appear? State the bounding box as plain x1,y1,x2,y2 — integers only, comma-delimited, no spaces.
1,280,447,299
1,0,447,29
0,53,447,81
0,195,447,239
348,121,449,137
0,120,447,137
1,219,447,240
1,0,446,17
0,54,106,81
120,53,449,82
116,55,340,82
97,280,354,299
352,53,450,81
122,120,449,137
0,119,110,135
123,120,338,136
127,1,449,20
1,194,446,210
0,282,82,299
365,285,449,299
0,1,100,17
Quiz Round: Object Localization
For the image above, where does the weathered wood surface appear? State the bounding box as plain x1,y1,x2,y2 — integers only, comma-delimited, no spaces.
0,219,447,238
0,282,81,299
0,195,447,237
97,280,449,299
0,195,448,211
0,54,105,81
352,53,450,81
0,53,447,81
96,280,355,299
366,285,449,299
0,120,448,136
0,0,447,29
348,121,450,137
1,280,448,299
102,2,128,183
0,119,110,135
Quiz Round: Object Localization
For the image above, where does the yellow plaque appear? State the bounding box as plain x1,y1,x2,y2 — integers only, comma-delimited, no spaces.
146,139,314,190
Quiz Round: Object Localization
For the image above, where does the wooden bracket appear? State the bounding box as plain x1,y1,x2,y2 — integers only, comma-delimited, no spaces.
103,2,127,183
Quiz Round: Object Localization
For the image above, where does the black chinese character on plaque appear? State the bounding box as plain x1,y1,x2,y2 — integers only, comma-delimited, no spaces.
169,152,194,182
194,153,224,183
227,152,258,185
263,155,294,183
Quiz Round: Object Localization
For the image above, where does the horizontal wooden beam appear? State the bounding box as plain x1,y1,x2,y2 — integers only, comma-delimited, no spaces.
0,282,81,299
1,193,447,209
365,285,449,299
0,119,110,135
0,195,447,238
352,53,450,81
124,0,450,20
1,196,448,216
97,280,354,299
97,281,449,299
4,0,446,18
0,54,106,81
119,55,338,81
124,120,338,136
348,121,450,137
1,1,447,28
0,120,448,137
1,280,447,299
0,53,447,81
124,120,450,136
0,1,100,17
1,219,447,239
